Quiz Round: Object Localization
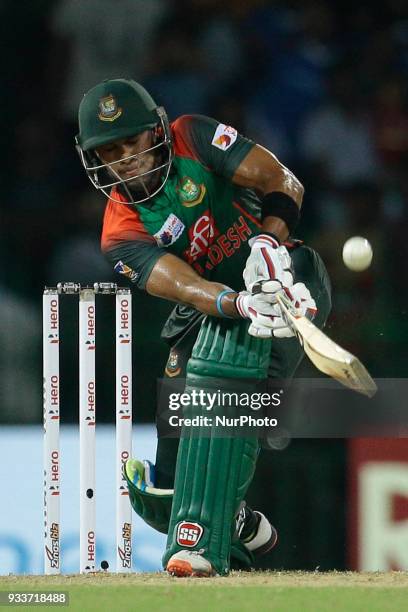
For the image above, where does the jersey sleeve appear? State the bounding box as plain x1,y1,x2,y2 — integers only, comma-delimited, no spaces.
104,239,166,290
101,191,166,290
172,115,255,179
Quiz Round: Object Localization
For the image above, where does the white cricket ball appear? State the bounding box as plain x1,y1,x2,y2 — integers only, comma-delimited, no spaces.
342,236,373,271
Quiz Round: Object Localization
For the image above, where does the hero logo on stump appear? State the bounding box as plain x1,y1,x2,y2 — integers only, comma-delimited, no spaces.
176,522,204,547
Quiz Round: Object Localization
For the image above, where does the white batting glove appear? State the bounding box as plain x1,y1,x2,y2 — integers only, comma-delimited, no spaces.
260,281,317,338
235,289,292,339
243,280,317,338
243,234,294,299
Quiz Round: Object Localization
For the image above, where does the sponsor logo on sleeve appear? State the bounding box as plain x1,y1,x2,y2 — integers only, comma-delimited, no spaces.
211,123,237,151
114,260,139,282
176,521,204,547
154,213,185,247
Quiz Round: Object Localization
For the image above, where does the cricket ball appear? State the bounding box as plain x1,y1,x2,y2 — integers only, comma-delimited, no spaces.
342,236,373,271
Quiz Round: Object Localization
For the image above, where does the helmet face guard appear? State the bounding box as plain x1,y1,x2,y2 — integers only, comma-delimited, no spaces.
76,107,173,205
76,79,173,205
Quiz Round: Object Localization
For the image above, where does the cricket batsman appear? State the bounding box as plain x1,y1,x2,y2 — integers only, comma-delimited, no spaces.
76,79,331,577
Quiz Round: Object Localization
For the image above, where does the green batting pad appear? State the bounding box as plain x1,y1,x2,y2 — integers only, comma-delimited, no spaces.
124,461,173,534
163,318,270,575
163,426,259,574
187,317,271,379
124,458,255,569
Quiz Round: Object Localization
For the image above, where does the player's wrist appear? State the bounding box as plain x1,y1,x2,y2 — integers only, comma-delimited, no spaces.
215,289,237,318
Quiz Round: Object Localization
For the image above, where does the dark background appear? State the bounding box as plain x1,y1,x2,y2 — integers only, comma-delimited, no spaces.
2,0,408,570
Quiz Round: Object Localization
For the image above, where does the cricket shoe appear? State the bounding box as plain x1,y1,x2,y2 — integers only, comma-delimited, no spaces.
166,549,215,578
236,502,278,556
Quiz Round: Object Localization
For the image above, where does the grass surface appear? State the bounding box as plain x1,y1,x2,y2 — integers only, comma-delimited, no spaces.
1,572,408,611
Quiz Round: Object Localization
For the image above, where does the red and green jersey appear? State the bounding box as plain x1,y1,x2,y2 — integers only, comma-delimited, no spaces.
102,114,263,292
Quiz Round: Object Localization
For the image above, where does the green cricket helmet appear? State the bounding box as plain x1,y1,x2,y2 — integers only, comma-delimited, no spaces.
76,78,173,204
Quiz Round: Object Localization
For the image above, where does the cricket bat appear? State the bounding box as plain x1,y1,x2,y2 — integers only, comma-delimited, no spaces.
276,292,377,397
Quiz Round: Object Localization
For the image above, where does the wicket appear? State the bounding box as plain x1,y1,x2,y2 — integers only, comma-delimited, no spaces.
43,282,133,574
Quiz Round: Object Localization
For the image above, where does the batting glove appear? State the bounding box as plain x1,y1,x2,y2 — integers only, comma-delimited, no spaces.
251,280,317,338
243,234,294,299
235,289,292,339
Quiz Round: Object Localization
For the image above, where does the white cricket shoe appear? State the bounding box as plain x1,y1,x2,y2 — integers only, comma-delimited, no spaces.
166,550,215,578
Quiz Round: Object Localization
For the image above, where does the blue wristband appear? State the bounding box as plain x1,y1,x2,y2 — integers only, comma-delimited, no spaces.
216,289,236,318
